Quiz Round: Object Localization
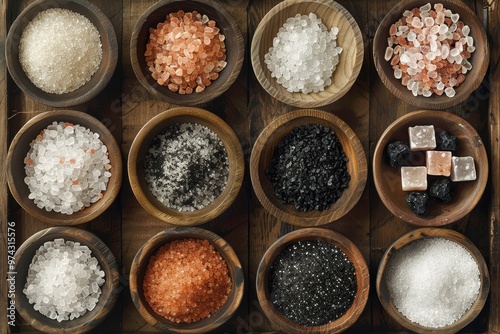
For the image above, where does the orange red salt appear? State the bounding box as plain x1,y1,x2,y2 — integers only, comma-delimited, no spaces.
145,10,227,94
143,238,231,324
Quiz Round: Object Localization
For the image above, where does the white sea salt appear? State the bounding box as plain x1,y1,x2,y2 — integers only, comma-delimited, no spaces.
385,238,481,328
19,8,102,94
24,121,111,215
23,239,105,322
264,13,342,94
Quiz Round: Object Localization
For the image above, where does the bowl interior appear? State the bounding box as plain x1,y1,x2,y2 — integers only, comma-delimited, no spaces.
131,0,244,106
129,227,244,333
128,107,244,225
256,228,369,333
373,0,488,109
376,228,490,333
13,227,119,333
251,0,363,108
251,109,367,226
373,110,488,226
7,110,122,225
5,0,118,107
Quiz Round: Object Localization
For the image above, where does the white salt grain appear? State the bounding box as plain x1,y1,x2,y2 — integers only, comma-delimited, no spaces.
264,13,342,94
385,238,480,328
19,8,102,94
23,239,105,322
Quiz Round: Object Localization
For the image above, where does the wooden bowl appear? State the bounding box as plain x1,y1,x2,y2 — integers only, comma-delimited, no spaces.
5,0,118,107
256,228,369,333
7,110,123,225
13,227,120,334
130,0,244,106
250,109,367,226
372,110,488,226
373,0,489,109
129,226,244,333
250,0,363,108
376,228,490,333
127,107,244,225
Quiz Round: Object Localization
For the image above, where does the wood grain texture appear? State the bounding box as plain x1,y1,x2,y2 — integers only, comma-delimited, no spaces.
376,228,490,334
373,110,488,226
373,0,489,110
250,0,364,108
13,227,120,334
4,0,118,107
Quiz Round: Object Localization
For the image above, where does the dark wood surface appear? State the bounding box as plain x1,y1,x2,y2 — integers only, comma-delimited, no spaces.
1,0,498,333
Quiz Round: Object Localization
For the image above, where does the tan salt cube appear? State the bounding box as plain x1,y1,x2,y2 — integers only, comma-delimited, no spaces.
409,125,436,151
451,156,477,182
401,166,428,191
426,151,452,176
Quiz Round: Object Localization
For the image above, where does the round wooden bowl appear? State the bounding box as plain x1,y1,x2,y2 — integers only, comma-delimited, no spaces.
250,0,363,108
373,0,489,109
376,228,490,333
5,0,118,107
250,109,367,226
13,227,120,334
130,0,244,106
129,226,244,333
372,110,488,226
7,110,123,225
256,228,369,334
128,107,244,225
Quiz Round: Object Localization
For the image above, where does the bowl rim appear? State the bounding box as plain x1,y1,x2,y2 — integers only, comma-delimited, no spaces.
127,106,245,225
129,226,245,333
375,227,490,333
6,109,123,225
13,226,120,333
256,227,370,333
250,0,364,108
372,0,489,109
5,0,118,107
372,109,488,226
250,108,367,226
129,0,245,106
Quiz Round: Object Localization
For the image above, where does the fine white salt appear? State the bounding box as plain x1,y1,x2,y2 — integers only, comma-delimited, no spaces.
385,237,481,328
264,13,342,94
19,8,102,94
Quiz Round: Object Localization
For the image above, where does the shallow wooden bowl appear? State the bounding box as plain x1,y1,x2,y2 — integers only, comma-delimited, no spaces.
129,226,244,333
372,110,488,226
250,109,367,226
5,0,118,107
373,0,488,109
256,228,369,334
130,0,244,106
128,107,244,225
250,0,363,108
13,227,120,334
7,110,122,225
376,228,490,333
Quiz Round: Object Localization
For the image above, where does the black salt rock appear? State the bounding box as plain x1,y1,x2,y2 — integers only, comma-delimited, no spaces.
436,131,457,151
429,178,452,203
406,191,429,215
386,141,412,168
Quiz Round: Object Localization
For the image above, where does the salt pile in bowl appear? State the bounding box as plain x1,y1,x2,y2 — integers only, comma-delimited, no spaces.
24,121,111,215
23,238,105,322
264,13,342,94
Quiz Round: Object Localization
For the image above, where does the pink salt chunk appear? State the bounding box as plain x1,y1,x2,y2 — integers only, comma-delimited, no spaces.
451,156,476,181
409,125,436,151
426,151,452,176
401,166,428,191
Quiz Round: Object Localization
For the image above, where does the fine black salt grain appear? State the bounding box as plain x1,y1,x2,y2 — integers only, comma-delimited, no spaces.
268,240,357,326
267,123,350,211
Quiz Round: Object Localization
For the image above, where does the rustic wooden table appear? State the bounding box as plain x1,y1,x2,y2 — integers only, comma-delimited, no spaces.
1,0,498,333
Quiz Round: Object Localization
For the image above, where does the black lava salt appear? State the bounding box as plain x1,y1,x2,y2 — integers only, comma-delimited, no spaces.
268,240,357,326
267,124,350,212
386,141,413,167
436,130,457,151
144,123,228,211
406,191,429,215
429,178,452,203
